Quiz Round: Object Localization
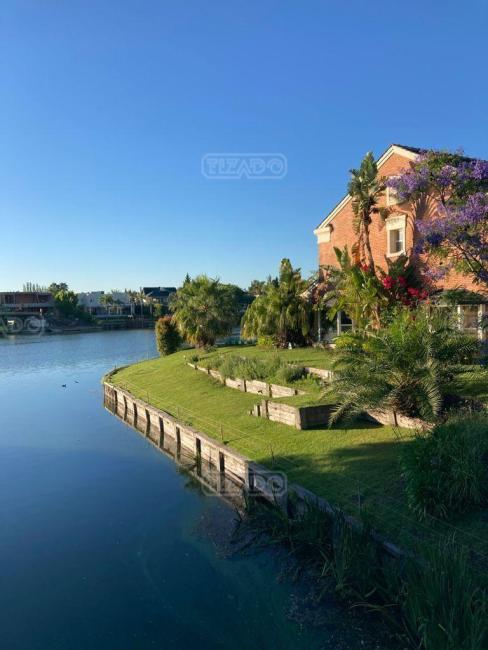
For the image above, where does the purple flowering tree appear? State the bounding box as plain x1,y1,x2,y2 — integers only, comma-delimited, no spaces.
387,150,488,286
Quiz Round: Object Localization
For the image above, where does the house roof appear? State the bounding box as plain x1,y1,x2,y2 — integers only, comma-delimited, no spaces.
314,144,420,233
142,287,177,299
391,144,423,155
392,144,488,164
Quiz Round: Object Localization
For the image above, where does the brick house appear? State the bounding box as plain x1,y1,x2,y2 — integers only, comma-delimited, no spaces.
313,144,487,340
0,291,54,312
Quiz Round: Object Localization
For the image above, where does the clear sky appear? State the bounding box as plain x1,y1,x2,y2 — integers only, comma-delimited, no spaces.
1,0,487,292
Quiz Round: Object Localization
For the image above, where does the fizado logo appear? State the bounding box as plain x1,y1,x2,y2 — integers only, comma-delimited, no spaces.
250,471,287,498
0,315,46,335
202,153,287,180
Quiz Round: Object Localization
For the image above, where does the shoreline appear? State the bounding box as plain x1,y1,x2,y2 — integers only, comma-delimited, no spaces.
1,322,155,337
103,375,404,560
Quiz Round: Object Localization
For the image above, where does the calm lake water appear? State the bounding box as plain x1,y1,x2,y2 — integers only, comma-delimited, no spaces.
0,330,383,650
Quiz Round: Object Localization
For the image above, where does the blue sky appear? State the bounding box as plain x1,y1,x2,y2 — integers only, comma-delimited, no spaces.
1,0,487,292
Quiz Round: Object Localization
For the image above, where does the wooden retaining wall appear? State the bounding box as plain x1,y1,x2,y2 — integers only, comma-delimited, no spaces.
187,363,426,431
304,366,334,380
105,382,251,488
103,380,403,559
187,363,304,398
252,399,332,430
365,409,433,431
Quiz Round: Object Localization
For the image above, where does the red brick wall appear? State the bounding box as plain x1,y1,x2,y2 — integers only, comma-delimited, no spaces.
317,151,484,294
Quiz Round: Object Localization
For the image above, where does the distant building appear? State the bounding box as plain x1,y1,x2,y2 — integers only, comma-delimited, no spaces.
77,291,133,316
0,291,53,312
141,287,177,307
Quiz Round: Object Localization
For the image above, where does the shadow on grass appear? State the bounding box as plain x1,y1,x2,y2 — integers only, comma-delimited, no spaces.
255,436,488,558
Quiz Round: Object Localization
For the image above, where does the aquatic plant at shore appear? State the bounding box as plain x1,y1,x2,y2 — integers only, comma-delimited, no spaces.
241,498,488,649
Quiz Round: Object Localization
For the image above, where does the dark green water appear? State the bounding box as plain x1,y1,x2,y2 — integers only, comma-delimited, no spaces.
0,330,383,649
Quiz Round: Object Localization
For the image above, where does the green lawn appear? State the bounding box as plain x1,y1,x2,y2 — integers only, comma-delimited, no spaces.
109,347,488,557
194,344,334,405
198,344,337,369
453,366,488,404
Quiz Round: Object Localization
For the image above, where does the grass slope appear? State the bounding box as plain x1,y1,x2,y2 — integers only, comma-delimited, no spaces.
110,346,488,556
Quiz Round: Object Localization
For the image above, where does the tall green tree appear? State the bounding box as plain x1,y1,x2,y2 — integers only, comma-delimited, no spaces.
48,282,69,295
348,152,386,274
248,279,266,296
170,275,239,347
99,293,115,314
242,259,310,347
53,289,79,317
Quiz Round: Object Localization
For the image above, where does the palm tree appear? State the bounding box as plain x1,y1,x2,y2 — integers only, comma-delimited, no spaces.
171,275,239,347
326,308,478,425
99,293,115,315
322,247,385,331
242,259,310,347
348,152,386,275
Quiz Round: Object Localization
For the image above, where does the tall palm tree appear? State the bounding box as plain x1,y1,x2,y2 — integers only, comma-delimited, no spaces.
348,152,386,275
171,275,238,347
99,293,115,315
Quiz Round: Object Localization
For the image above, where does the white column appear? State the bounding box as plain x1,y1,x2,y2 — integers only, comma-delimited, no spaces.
456,304,463,331
478,304,486,341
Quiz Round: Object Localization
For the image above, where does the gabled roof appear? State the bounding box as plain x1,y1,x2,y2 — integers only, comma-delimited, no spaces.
142,287,177,299
314,144,419,234
391,144,423,155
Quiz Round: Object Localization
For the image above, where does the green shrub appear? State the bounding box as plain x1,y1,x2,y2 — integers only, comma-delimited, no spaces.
257,336,274,347
273,363,306,384
202,353,305,385
327,307,479,425
400,537,488,650
402,413,488,520
155,316,181,356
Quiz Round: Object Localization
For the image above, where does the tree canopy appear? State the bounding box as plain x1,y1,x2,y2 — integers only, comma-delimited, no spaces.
53,288,79,316
241,258,310,347
388,150,488,287
170,275,239,347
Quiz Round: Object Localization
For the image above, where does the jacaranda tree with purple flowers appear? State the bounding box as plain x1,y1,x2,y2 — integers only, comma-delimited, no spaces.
387,150,488,287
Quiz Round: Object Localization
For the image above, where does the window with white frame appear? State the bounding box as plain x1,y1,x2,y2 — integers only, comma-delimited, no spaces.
389,227,404,255
460,305,479,332
386,214,406,256
386,180,400,206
